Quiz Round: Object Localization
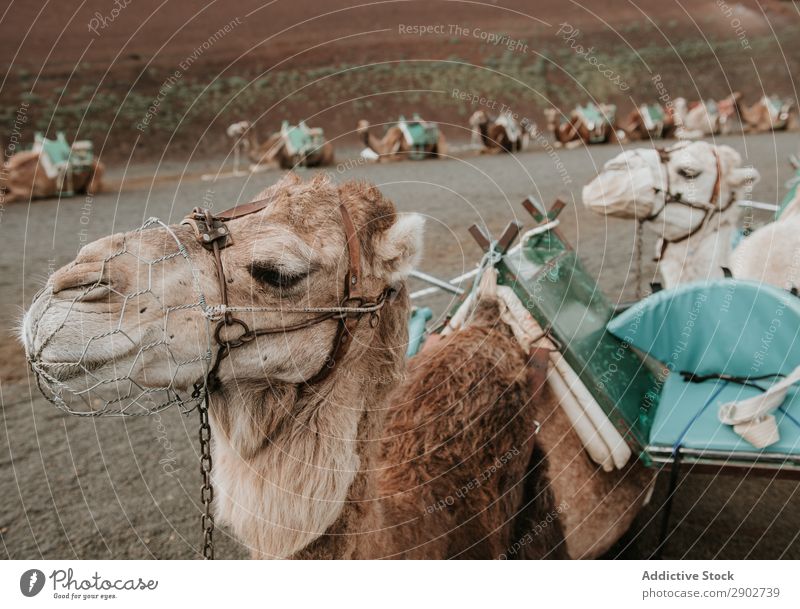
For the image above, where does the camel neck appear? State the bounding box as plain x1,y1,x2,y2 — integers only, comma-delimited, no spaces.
291,410,382,559
657,201,739,287
207,377,378,559
478,121,490,146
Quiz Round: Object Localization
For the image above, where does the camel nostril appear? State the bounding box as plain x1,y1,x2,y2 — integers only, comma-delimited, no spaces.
51,261,112,299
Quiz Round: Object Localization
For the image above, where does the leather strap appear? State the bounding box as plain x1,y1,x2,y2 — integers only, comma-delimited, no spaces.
338,202,362,301
185,196,380,387
654,146,730,255
214,195,277,220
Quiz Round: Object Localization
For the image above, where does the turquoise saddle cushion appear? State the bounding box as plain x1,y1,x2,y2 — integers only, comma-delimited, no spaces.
651,375,800,453
607,280,800,378
608,279,800,453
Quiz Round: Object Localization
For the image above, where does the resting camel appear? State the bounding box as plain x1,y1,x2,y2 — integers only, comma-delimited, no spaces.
0,149,104,203
544,105,618,148
468,110,528,153
22,173,646,559
738,95,796,132
681,93,741,137
583,141,760,288
621,104,679,141
231,121,334,169
543,108,579,147
357,119,446,161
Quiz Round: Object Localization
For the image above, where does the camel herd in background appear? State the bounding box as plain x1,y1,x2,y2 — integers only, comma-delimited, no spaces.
0,91,796,203
236,91,795,169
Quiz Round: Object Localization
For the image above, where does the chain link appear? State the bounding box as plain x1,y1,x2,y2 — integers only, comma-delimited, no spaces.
634,219,645,300
194,382,215,560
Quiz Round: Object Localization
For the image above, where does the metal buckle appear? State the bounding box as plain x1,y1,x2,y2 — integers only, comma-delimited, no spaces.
182,209,234,251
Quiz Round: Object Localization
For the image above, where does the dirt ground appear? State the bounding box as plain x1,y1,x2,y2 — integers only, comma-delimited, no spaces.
2,0,798,162
1,130,798,559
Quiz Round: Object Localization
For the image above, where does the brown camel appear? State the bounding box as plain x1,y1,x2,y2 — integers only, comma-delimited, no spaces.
22,173,646,559
544,106,618,147
468,110,526,153
739,95,796,132
238,122,334,169
357,119,447,161
386,294,650,559
0,149,104,203
621,104,678,141
543,108,580,147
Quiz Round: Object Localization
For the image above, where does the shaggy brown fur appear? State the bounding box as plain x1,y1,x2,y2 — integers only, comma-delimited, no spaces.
375,300,566,559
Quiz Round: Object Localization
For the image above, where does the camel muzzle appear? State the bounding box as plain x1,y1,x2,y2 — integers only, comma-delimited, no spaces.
23,217,213,418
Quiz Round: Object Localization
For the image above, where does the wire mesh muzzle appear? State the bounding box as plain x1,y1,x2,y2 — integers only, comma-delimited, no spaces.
26,218,214,417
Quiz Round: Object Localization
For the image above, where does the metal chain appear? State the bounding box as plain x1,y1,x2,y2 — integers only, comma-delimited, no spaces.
634,219,644,300
194,382,215,560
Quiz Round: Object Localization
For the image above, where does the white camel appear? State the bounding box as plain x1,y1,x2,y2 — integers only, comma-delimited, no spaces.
583,141,760,288
730,187,800,292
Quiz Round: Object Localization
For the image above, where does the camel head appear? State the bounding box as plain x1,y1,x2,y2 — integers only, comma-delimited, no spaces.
468,110,490,128
356,120,370,136
21,173,424,415
583,141,759,238
671,98,688,123
226,120,251,138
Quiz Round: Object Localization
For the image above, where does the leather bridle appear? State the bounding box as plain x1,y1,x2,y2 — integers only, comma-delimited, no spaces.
181,197,392,388
179,195,393,560
650,143,732,259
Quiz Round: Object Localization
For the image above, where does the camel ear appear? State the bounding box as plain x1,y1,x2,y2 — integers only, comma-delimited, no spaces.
729,166,760,189
374,213,425,283
717,145,760,189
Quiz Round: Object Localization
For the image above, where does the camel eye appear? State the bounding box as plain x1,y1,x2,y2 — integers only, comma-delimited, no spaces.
677,167,701,179
248,262,307,289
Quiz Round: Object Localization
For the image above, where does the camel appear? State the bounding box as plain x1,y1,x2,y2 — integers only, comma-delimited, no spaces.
583,141,760,288
0,147,104,204
22,172,649,559
730,175,800,291
235,121,334,170
543,108,580,147
544,104,619,148
468,110,528,153
681,93,741,137
357,118,447,162
738,95,796,132
621,103,678,141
